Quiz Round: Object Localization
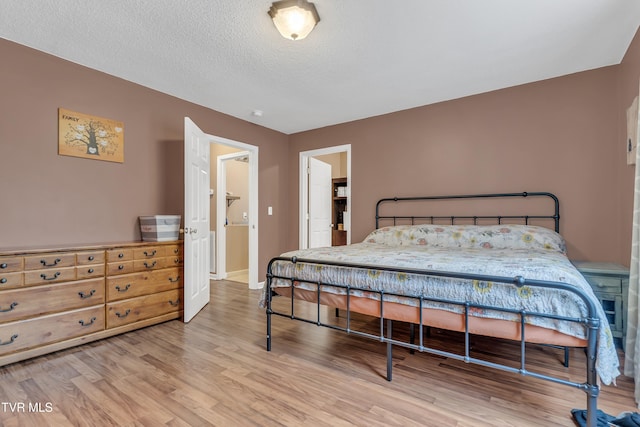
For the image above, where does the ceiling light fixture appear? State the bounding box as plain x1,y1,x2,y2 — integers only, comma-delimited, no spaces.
268,0,320,41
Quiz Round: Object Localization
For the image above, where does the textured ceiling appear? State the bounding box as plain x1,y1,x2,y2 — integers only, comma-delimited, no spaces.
1,1,639,134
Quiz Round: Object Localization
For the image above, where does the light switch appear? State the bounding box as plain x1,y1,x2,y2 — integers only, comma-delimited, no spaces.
268,206,273,215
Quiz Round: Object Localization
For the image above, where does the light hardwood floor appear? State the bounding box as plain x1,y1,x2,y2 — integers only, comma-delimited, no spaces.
0,280,635,426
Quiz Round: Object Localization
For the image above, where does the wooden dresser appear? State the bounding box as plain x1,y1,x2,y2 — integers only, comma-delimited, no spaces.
0,241,183,366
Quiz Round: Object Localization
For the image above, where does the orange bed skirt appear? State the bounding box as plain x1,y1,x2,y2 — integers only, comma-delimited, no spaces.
274,286,587,348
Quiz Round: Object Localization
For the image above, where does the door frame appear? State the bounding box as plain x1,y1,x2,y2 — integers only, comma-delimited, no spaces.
215,150,250,282
299,144,351,250
194,134,259,290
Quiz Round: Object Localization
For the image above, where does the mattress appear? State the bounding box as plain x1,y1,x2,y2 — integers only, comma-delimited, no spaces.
266,224,620,385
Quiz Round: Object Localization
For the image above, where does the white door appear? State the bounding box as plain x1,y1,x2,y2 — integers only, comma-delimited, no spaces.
299,145,351,250
308,157,332,248
183,117,211,322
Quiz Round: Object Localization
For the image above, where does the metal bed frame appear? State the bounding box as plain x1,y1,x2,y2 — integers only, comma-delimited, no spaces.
265,192,601,427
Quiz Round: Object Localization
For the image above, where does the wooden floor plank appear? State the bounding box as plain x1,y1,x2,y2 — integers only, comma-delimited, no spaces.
0,280,635,426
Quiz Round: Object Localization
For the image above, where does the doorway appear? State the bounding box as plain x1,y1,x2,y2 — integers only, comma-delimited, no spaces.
183,116,260,312
215,150,250,284
299,144,351,250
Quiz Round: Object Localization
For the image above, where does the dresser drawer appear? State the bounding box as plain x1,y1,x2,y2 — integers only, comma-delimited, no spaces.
0,272,23,289
133,258,167,271
24,266,76,286
152,267,182,287
0,305,105,356
583,275,622,294
106,271,149,301
163,255,183,268
0,278,105,323
107,261,134,276
164,245,182,257
106,289,181,328
0,256,23,273
76,250,105,266
24,253,76,270
133,246,164,260
106,248,133,262
76,264,105,280
106,268,181,301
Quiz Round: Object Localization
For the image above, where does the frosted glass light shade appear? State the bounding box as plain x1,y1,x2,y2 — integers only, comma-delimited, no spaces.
268,0,320,41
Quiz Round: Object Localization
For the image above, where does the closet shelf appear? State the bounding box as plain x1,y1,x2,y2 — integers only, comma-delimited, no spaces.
226,195,240,207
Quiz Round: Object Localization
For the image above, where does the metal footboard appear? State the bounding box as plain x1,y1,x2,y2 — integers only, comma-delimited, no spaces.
265,256,601,427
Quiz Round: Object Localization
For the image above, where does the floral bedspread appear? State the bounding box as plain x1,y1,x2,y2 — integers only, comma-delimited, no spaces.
267,224,620,384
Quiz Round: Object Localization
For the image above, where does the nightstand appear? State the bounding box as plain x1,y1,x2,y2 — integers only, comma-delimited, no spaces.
572,261,629,350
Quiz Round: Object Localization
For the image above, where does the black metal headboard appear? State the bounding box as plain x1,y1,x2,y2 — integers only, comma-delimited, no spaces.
375,191,560,232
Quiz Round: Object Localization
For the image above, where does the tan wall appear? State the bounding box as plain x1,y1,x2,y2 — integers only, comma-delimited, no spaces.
289,66,626,264
209,144,244,232
315,152,347,178
223,157,249,272
225,159,249,225
0,39,290,277
226,225,249,272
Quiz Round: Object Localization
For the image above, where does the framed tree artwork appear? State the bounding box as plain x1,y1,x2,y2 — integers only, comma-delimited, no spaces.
58,108,124,163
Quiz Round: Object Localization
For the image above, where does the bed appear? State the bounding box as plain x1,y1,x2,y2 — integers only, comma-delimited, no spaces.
264,192,620,427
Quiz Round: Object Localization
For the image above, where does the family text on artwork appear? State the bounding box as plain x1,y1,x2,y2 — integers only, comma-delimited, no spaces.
58,108,124,163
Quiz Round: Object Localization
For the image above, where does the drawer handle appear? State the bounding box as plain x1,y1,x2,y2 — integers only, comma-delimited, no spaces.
79,317,96,327
40,258,61,267
0,334,18,346
174,258,181,264
169,298,181,307
40,272,61,281
87,268,95,274
0,302,18,313
0,278,6,284
78,290,96,299
144,250,157,257
173,249,179,254
118,265,125,270
0,263,7,269
144,261,157,269
88,256,95,261
169,276,181,283
115,309,131,318
115,284,131,293
118,253,124,258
